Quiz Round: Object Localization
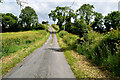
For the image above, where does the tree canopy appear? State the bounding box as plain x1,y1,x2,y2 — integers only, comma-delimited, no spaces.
19,6,38,30
76,4,94,25
91,12,104,33
49,4,120,35
48,6,74,30
104,11,120,31
1,13,18,32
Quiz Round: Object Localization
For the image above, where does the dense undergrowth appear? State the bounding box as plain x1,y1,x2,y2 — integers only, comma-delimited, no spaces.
58,29,120,77
57,32,116,78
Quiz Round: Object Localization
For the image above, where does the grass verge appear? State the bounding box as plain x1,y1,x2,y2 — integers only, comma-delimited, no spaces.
50,32,54,44
1,30,50,76
51,24,59,32
56,33,116,79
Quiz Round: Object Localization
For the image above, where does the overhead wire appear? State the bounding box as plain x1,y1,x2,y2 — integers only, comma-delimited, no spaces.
56,0,59,7
70,0,75,7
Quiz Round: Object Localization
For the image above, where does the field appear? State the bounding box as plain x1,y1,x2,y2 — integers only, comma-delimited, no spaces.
0,30,50,75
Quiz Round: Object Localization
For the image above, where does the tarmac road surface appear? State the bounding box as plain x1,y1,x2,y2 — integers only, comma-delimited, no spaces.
3,26,76,78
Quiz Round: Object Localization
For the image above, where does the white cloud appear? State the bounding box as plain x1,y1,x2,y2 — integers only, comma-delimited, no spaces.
0,2,20,16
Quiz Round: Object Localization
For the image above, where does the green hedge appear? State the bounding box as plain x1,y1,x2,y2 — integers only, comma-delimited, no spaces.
59,29,120,76
77,29,120,76
59,30,69,38
33,24,49,31
59,30,79,49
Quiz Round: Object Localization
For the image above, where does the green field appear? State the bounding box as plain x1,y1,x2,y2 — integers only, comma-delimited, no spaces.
1,30,50,75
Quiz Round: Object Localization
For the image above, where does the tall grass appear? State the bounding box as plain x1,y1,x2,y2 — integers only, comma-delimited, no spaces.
2,30,48,58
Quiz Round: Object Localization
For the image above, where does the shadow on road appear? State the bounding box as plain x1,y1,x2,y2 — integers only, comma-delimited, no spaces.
50,31,58,34
48,48,63,52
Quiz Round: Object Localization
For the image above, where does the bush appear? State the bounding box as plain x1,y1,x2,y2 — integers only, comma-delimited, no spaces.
59,30,79,49
76,29,120,76
106,55,120,76
33,24,49,30
101,29,120,76
59,30,69,38
63,34,79,48
73,20,91,37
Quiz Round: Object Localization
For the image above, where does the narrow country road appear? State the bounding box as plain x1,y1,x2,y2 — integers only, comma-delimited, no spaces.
3,26,76,78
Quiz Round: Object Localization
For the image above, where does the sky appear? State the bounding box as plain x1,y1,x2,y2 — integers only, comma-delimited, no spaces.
0,0,119,24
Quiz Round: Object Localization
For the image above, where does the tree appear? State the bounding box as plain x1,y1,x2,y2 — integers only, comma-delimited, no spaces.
48,6,66,30
19,6,38,30
76,4,94,25
104,11,120,32
1,13,18,32
73,19,91,37
91,12,104,33
65,8,75,32
48,6,75,30
48,10,57,24
42,21,49,24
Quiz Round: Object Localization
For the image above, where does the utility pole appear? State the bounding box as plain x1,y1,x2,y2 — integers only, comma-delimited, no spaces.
63,0,75,33
118,1,120,12
16,0,28,27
